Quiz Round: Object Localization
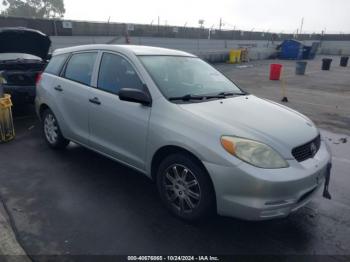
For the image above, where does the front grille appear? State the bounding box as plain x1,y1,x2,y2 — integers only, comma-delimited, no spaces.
292,135,321,162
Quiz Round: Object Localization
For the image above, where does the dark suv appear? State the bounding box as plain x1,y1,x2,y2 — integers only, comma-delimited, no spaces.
0,27,51,105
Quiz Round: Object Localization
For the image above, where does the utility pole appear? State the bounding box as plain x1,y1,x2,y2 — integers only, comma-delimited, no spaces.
53,20,58,36
208,24,215,40
107,16,111,36
320,29,325,47
299,17,304,38
157,16,160,33
219,18,222,30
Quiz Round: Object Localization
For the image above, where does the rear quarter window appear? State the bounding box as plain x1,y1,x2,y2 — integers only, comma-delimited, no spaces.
45,54,69,76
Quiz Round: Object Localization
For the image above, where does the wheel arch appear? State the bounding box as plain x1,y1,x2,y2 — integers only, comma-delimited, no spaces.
151,145,217,214
38,103,50,120
150,145,215,194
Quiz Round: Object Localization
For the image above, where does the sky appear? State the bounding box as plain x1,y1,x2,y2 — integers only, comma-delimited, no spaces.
64,0,350,34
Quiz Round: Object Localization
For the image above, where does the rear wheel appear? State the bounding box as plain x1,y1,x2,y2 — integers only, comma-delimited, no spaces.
157,153,215,221
42,109,69,149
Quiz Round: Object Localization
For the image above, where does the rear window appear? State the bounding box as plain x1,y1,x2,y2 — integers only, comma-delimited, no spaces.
64,52,97,86
45,54,69,76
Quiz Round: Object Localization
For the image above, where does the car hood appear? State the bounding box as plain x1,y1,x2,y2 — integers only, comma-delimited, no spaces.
179,95,319,157
0,28,51,60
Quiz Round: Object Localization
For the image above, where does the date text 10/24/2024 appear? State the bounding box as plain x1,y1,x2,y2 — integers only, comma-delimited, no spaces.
127,256,220,261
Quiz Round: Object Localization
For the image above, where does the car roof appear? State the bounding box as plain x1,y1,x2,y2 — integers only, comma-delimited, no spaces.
53,45,196,57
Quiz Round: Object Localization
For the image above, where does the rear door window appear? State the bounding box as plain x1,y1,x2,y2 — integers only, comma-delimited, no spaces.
45,54,69,76
64,52,97,86
97,53,143,95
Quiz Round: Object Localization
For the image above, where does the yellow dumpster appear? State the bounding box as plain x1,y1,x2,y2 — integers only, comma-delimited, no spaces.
228,49,242,64
0,94,15,143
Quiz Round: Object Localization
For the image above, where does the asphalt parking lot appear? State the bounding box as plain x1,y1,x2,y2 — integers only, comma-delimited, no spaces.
0,56,349,258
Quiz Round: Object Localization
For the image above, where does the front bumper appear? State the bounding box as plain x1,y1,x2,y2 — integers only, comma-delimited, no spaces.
3,85,36,105
204,141,331,220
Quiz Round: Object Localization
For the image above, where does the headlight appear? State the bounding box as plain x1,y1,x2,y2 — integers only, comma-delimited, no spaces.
221,136,289,169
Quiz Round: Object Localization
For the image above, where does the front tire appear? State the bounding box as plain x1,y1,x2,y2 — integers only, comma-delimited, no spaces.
42,109,69,149
157,153,215,221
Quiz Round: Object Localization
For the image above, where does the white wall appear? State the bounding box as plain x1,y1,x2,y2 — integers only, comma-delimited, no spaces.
49,36,350,60
50,36,117,50
50,36,278,61
320,41,350,55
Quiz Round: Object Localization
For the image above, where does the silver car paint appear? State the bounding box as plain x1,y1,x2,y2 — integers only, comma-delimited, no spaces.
36,45,332,220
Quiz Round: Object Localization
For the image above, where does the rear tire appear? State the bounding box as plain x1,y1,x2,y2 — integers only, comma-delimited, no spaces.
156,153,215,221
42,109,69,149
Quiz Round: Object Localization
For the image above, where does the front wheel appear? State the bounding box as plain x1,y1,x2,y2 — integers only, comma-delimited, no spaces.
157,153,215,221
42,109,69,149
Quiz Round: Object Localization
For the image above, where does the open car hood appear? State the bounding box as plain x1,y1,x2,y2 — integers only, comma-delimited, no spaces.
0,27,51,60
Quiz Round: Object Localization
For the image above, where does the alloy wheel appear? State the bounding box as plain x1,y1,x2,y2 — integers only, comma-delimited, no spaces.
44,113,58,144
163,164,201,213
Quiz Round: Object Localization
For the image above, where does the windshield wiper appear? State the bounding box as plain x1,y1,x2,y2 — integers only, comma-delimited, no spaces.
169,94,206,101
168,91,248,102
169,94,225,101
218,91,247,97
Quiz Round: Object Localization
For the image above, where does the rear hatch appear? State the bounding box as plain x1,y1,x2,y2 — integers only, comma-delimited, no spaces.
0,27,51,86
0,27,51,60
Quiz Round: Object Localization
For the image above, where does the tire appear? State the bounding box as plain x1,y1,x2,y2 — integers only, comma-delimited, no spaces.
42,109,69,149
156,153,216,221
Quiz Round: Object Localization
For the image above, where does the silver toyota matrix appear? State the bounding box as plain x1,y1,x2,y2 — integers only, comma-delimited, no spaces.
36,45,332,221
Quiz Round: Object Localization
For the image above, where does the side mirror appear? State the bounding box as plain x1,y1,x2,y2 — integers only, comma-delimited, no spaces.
119,88,152,106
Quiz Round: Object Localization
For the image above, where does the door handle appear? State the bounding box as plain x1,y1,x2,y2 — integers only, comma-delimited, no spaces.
54,85,63,92
89,97,101,105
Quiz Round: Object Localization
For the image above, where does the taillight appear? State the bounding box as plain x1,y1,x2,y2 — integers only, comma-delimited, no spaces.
35,73,43,86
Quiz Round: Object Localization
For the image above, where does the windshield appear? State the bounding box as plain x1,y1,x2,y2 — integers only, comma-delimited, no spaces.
139,56,244,100
0,53,42,62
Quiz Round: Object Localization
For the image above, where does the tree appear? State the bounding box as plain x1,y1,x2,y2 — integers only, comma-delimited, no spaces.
1,0,65,18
